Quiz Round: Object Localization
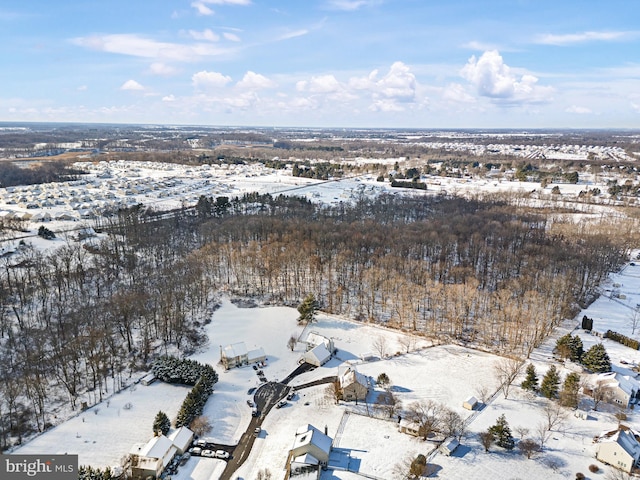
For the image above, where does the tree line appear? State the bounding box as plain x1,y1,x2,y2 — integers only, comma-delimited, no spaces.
0,191,634,449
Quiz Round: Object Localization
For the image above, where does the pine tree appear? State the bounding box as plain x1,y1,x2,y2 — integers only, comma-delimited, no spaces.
540,365,560,399
521,364,539,391
560,372,581,408
153,410,171,436
297,293,319,323
488,414,515,450
581,343,611,373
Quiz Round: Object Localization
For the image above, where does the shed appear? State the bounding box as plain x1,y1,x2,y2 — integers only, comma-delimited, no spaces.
463,396,478,410
440,438,460,456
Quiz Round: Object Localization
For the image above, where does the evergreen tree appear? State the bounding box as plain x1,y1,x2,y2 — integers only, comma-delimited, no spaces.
560,372,581,408
582,343,611,373
569,336,584,362
540,365,560,399
297,293,319,323
521,364,539,392
555,334,583,362
153,410,171,436
488,414,515,450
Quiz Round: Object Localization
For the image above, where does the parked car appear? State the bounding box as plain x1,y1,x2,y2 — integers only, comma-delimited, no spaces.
189,447,202,456
251,408,260,417
215,450,230,459
287,391,296,400
254,427,261,436
247,399,254,407
179,453,191,465
201,449,215,458
276,400,287,409
252,365,258,370
247,387,256,395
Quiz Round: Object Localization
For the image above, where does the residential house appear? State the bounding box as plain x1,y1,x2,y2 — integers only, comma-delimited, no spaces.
596,428,640,473
398,418,422,438
130,435,177,480
596,372,640,408
167,426,194,455
289,424,333,475
303,343,332,367
304,332,335,354
339,367,369,402
221,342,266,369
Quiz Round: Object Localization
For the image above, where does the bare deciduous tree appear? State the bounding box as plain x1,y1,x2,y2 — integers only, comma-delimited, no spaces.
397,335,417,354
441,408,466,441
535,421,551,450
494,358,523,399
408,400,443,440
518,438,540,459
515,426,530,439
589,382,612,411
377,390,402,419
325,380,342,404
189,415,212,437
371,335,389,359
543,400,569,432
479,431,494,452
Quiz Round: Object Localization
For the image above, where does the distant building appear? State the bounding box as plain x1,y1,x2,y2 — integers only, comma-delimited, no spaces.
398,418,423,438
304,331,335,354
440,438,460,456
596,428,640,473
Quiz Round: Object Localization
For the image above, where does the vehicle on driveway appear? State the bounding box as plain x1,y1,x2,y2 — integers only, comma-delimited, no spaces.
189,447,202,456
215,450,230,459
276,400,287,409
254,427,261,436
201,449,215,458
247,399,254,407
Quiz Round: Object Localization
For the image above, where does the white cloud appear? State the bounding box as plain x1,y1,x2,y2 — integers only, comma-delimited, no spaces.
297,75,342,94
192,70,232,90
149,63,179,76
77,85,88,91
191,1,214,15
631,103,640,113
565,105,592,114
443,83,476,103
120,79,144,91
189,29,220,41
72,34,234,62
324,0,380,11
202,0,251,4
223,32,241,42
236,71,275,90
162,95,176,102
535,31,630,46
376,61,416,102
369,99,405,112
461,50,553,103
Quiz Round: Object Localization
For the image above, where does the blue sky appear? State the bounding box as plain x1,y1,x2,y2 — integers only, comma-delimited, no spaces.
1,0,639,128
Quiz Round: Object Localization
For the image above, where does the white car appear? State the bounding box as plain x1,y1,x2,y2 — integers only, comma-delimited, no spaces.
201,449,215,458
215,450,230,459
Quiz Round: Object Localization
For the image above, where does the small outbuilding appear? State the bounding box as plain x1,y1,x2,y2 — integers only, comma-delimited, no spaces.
440,438,460,456
462,396,478,411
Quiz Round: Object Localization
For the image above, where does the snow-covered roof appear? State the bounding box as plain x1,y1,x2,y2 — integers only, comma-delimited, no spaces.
223,342,248,359
601,429,640,459
597,372,640,397
339,368,368,388
167,426,193,451
292,453,320,466
306,332,331,348
305,343,331,364
248,347,266,362
135,435,174,460
293,424,332,456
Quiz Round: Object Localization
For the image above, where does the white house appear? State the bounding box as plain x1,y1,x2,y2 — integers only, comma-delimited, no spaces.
303,343,332,367
221,342,266,369
596,428,640,473
305,331,335,354
130,435,177,480
290,424,333,474
167,426,194,455
597,372,640,408
339,367,369,402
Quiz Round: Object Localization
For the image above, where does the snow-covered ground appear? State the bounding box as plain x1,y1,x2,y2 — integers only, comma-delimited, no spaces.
15,260,640,480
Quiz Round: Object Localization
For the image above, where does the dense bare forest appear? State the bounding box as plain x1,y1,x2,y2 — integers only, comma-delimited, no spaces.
0,192,634,448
